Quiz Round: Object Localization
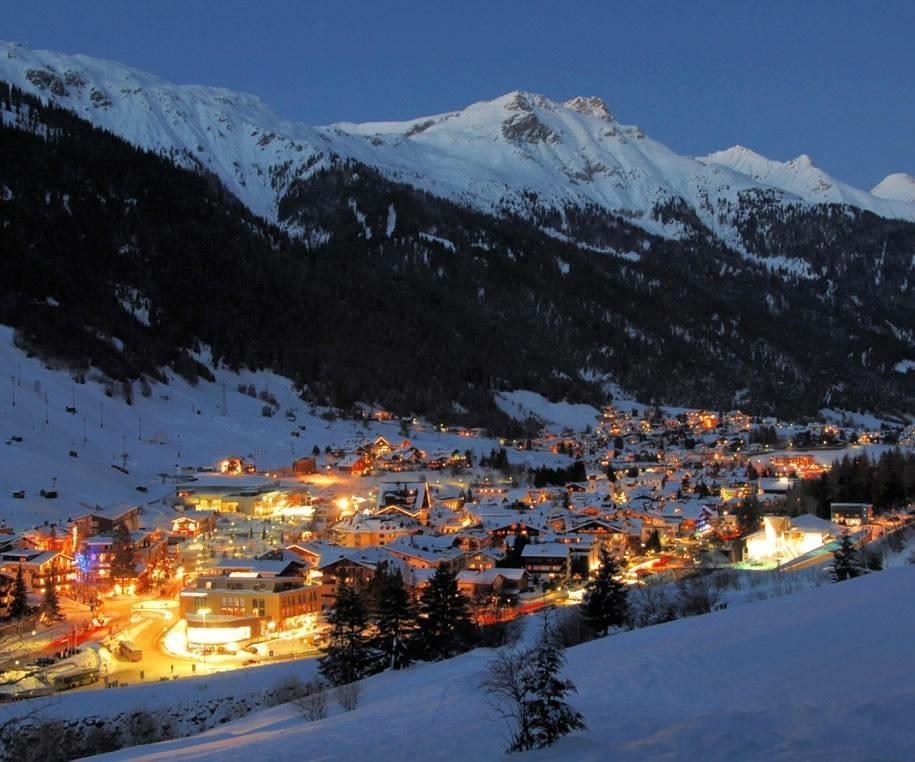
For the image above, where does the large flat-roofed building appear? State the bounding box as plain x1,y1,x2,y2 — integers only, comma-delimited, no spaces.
830,503,873,527
180,558,319,647
176,475,305,516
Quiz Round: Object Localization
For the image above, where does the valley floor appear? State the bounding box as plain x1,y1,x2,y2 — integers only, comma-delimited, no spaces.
98,567,915,761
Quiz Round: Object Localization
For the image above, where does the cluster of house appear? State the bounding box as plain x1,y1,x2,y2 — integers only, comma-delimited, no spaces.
7,403,901,646
327,435,471,476
0,506,172,611
164,404,915,649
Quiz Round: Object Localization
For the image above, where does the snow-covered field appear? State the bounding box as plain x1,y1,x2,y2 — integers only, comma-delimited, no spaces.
0,325,550,532
94,567,915,761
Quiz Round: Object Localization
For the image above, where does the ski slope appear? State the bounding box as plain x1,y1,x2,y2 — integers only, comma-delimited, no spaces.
0,325,524,532
97,566,915,761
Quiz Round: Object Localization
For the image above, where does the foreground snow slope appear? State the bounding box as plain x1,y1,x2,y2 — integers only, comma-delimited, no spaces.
2,41,913,244
103,567,915,761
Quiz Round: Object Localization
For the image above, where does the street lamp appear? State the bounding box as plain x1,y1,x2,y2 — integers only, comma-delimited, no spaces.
197,607,211,665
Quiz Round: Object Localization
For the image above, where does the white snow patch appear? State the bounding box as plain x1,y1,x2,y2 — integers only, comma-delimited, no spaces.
385,203,396,237
418,232,455,251
495,389,599,432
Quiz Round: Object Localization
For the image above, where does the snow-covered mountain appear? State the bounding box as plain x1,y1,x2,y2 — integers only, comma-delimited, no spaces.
2,40,913,245
698,145,914,217
872,173,915,203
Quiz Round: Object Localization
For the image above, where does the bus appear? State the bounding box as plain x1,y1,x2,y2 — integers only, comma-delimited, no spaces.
50,667,100,691
118,640,142,662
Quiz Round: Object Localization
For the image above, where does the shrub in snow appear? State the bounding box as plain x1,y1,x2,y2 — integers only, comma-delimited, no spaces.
267,675,307,706
294,678,329,721
629,582,678,628
335,681,361,712
676,575,721,617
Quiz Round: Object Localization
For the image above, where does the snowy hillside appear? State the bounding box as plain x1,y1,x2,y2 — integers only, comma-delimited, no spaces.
495,390,600,432
2,40,913,246
97,566,915,761
0,325,519,532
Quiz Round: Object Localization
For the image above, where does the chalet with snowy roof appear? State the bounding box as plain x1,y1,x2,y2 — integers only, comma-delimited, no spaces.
70,506,142,540
77,528,167,583
376,474,431,519
465,548,505,571
426,507,468,534
487,520,543,548
660,502,718,536
282,544,322,568
375,446,426,472
457,567,528,601
383,535,467,572
171,512,217,537
332,512,421,548
553,533,601,573
316,548,417,607
0,549,74,594
521,542,571,580
335,453,371,476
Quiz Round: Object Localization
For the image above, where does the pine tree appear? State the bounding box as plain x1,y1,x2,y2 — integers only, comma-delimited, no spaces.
9,564,29,620
831,531,863,582
414,564,473,660
581,548,628,636
41,568,62,622
523,621,586,749
109,521,136,582
319,583,375,686
645,529,662,553
372,567,416,670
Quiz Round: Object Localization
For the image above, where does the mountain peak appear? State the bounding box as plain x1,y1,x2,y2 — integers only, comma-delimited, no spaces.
789,153,814,167
563,95,614,122
871,173,915,203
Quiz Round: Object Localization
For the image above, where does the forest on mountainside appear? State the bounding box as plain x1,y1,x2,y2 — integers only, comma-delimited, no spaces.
2,81,915,431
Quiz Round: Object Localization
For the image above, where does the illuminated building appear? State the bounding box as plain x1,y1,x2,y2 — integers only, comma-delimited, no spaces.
180,558,319,647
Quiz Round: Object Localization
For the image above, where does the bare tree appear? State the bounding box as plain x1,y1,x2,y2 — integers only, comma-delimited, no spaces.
676,574,721,617
334,681,361,712
294,678,329,721
481,647,532,752
629,581,678,628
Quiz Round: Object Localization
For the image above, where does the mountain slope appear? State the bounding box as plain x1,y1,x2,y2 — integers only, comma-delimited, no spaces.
3,80,915,424
2,40,914,249
698,145,915,216
97,568,915,761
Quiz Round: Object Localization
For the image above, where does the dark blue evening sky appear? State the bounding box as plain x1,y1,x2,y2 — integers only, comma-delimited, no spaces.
5,0,913,188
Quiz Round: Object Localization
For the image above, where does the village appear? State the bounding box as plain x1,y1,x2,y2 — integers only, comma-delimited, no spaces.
1,403,913,699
